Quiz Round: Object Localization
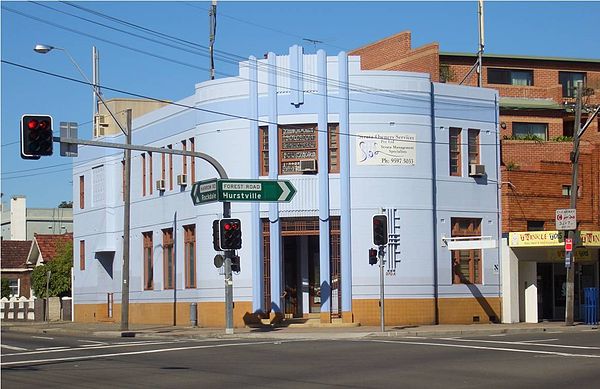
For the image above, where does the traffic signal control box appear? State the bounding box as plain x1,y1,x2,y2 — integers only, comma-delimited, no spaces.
21,114,53,158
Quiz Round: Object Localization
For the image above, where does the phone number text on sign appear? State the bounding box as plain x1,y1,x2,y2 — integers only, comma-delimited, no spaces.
356,132,417,166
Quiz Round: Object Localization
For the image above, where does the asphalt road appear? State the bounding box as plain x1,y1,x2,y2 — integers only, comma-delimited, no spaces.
2,331,600,388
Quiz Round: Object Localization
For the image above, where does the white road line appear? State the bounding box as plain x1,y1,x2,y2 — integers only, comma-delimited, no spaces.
546,331,564,334
520,338,559,343
438,337,600,350
488,334,507,337
368,339,600,358
77,340,105,344
1,340,291,367
81,343,109,347
1,339,202,357
1,344,28,351
31,336,54,340
35,347,69,351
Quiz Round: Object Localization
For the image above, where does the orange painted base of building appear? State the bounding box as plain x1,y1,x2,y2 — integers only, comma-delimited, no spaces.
74,297,501,327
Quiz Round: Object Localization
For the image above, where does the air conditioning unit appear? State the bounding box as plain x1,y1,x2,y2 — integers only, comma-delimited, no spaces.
299,159,317,173
177,174,188,186
156,179,166,191
93,114,108,137
469,164,486,177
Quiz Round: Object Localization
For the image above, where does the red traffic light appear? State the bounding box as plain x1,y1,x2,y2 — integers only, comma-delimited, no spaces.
28,119,38,129
224,223,232,231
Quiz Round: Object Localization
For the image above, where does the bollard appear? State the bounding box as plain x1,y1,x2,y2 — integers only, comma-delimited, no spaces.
190,302,198,327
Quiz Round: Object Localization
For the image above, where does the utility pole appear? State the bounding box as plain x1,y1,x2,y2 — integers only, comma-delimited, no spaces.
121,109,132,332
477,0,485,87
209,0,217,80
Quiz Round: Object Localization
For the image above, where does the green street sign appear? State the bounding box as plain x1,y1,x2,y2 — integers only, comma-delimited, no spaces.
191,178,297,205
218,179,297,202
190,178,218,205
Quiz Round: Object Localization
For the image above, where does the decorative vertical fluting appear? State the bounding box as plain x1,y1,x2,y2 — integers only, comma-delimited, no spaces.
338,52,353,322
267,52,283,318
317,49,331,323
249,56,263,314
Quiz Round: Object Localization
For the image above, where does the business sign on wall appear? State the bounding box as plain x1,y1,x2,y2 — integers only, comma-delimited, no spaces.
356,132,416,166
509,231,565,247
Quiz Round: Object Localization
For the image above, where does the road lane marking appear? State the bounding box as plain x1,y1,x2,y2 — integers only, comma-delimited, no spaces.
1,344,28,351
35,347,69,351
520,338,559,343
488,334,507,337
368,339,600,358
0,340,295,367
77,340,105,344
32,336,54,340
0,340,184,357
438,337,600,350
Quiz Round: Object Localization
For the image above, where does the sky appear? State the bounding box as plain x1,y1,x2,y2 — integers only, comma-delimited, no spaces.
2,0,599,209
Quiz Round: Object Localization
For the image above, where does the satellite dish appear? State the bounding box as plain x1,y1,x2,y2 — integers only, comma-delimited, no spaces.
214,254,224,269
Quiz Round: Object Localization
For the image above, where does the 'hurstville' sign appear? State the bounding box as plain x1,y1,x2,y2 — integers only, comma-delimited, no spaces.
191,178,297,205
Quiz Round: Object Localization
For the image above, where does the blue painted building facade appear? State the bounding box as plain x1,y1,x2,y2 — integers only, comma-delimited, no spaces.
73,46,501,326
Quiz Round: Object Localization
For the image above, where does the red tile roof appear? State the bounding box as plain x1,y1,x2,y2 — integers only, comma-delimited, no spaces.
1,240,33,269
34,233,73,263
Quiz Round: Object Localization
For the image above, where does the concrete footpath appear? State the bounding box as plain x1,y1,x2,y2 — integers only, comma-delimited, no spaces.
2,320,598,340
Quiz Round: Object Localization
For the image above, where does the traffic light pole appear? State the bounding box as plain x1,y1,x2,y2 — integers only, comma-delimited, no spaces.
121,110,132,332
224,250,234,334
379,245,385,333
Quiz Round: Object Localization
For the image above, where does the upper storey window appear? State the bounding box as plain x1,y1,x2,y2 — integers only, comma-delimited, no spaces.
259,123,339,175
559,72,586,98
488,68,533,86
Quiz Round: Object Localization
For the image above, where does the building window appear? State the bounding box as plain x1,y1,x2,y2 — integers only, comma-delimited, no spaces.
189,137,196,183
142,153,146,196
451,218,482,284
167,144,173,190
148,152,153,195
559,72,586,98
468,129,480,165
8,279,19,297
184,225,196,289
79,175,85,209
163,228,174,290
513,122,547,141
80,240,85,271
488,68,533,86
328,123,340,173
279,124,318,175
143,232,153,290
182,140,187,180
527,221,545,231
562,185,581,198
449,127,461,176
259,126,269,176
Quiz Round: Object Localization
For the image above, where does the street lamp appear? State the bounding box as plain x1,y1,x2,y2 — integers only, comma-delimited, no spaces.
34,43,133,332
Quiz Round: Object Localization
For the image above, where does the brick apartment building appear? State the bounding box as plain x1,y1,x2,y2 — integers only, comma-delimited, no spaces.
350,31,600,322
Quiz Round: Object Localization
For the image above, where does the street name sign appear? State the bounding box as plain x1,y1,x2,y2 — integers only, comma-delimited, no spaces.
191,178,297,205
555,208,576,230
191,178,219,205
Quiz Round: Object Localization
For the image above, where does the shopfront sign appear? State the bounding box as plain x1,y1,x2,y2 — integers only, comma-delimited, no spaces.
509,231,565,247
580,231,600,247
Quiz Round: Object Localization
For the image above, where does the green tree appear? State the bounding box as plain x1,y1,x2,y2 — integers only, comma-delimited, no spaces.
31,240,73,298
1,278,11,298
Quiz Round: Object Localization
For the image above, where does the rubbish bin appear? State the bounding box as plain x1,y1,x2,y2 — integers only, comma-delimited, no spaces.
583,288,598,325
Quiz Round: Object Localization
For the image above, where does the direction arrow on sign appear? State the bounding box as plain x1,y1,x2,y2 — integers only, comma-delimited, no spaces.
190,178,219,205
190,178,297,205
218,179,297,202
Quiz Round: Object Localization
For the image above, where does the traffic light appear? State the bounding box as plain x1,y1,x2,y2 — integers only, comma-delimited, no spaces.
21,114,53,158
219,218,242,250
212,219,221,251
231,255,241,272
369,248,378,265
372,215,388,246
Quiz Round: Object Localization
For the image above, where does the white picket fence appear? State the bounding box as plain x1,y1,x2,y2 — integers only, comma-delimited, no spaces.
1,296,36,320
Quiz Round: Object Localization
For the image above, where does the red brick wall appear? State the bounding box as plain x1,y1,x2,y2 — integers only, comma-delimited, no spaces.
501,143,599,232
